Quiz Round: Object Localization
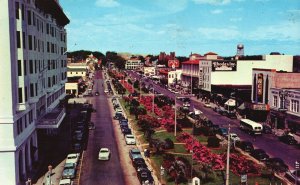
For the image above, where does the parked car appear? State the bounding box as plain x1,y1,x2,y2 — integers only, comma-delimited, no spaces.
72,143,82,152
285,169,300,184
125,134,136,145
65,153,80,166
279,134,298,145
229,133,240,143
250,149,269,162
266,157,288,173
218,127,228,137
237,141,254,153
115,107,123,113
133,157,146,169
137,168,154,185
262,125,272,134
104,89,109,93
62,163,76,179
129,148,143,160
88,122,95,130
98,148,111,161
122,127,132,136
204,102,211,108
114,112,124,120
59,178,72,185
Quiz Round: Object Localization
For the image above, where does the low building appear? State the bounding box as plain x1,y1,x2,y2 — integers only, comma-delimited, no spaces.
125,59,143,70
143,66,155,76
168,70,182,87
269,88,300,133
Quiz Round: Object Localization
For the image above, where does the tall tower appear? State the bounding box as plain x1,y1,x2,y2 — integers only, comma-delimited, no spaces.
236,44,244,56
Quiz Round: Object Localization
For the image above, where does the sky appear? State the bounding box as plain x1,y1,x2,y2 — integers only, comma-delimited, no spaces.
60,0,300,57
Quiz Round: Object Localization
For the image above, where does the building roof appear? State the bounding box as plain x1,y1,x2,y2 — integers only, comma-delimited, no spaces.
182,60,200,65
35,0,69,26
204,52,218,56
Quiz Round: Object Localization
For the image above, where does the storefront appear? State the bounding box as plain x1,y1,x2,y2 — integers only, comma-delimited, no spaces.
246,103,270,123
286,114,300,134
270,110,286,129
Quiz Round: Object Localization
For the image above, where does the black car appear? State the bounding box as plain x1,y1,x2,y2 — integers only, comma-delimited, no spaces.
133,157,146,168
114,112,124,120
262,125,272,134
203,120,214,127
266,158,288,173
237,141,254,153
122,127,132,135
279,134,298,145
218,127,228,137
137,168,154,185
95,91,99,96
250,149,269,162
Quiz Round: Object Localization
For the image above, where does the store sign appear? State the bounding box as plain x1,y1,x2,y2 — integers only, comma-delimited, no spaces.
257,73,264,102
212,60,237,71
252,104,269,110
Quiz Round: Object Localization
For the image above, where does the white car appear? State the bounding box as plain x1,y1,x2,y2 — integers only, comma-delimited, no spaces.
59,178,73,185
204,102,211,108
98,148,111,160
229,133,240,142
65,153,80,166
125,134,136,145
115,107,123,113
104,89,109,93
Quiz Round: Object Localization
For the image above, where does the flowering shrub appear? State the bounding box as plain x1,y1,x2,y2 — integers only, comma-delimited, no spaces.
137,115,160,128
177,132,224,170
220,153,261,175
120,80,134,93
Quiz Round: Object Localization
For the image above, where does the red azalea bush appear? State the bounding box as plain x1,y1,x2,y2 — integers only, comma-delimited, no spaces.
137,114,160,128
220,153,261,175
177,132,224,170
120,80,134,93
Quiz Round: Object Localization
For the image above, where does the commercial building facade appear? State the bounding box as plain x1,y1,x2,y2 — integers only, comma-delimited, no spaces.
0,0,69,184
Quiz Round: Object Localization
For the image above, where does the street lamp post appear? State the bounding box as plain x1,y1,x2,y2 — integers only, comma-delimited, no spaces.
225,124,231,185
174,94,177,136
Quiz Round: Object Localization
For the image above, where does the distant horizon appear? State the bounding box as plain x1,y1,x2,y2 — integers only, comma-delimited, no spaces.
61,0,300,56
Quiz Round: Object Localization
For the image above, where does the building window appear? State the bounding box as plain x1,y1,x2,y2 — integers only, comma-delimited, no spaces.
16,31,21,48
22,32,26,49
28,35,32,50
27,10,31,25
30,83,34,97
273,95,278,108
18,60,22,76
18,87,23,103
21,4,25,20
48,77,51,87
35,83,38,96
17,118,22,135
25,86,28,102
29,60,33,74
24,60,27,75
291,99,299,113
15,2,20,19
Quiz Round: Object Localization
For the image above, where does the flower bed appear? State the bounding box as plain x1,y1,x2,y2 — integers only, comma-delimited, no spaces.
120,80,134,93
177,132,224,170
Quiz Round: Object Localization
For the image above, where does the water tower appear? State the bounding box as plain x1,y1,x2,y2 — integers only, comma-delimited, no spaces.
236,44,244,56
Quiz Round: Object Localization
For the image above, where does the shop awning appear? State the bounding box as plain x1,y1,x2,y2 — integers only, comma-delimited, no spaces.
238,103,245,110
225,99,235,106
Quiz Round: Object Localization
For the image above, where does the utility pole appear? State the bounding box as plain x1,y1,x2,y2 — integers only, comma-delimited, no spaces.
226,124,231,185
174,94,177,136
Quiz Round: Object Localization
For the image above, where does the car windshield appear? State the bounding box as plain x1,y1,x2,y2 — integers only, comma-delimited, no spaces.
127,135,134,138
68,156,76,159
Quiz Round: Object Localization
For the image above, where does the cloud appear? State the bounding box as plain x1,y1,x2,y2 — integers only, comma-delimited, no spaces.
197,26,241,40
211,9,223,14
247,21,300,41
95,0,119,7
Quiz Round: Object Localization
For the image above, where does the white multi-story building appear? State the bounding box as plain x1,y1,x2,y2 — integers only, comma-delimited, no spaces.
200,54,293,93
125,59,142,70
168,70,182,87
67,63,87,78
0,0,69,184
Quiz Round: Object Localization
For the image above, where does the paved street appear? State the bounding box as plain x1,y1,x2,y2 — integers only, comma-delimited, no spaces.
79,70,140,185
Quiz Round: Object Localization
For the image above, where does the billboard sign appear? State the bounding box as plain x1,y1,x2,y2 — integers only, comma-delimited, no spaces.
168,59,179,68
212,60,237,71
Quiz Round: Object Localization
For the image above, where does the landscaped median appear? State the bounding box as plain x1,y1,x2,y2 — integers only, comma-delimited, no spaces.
118,94,285,185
